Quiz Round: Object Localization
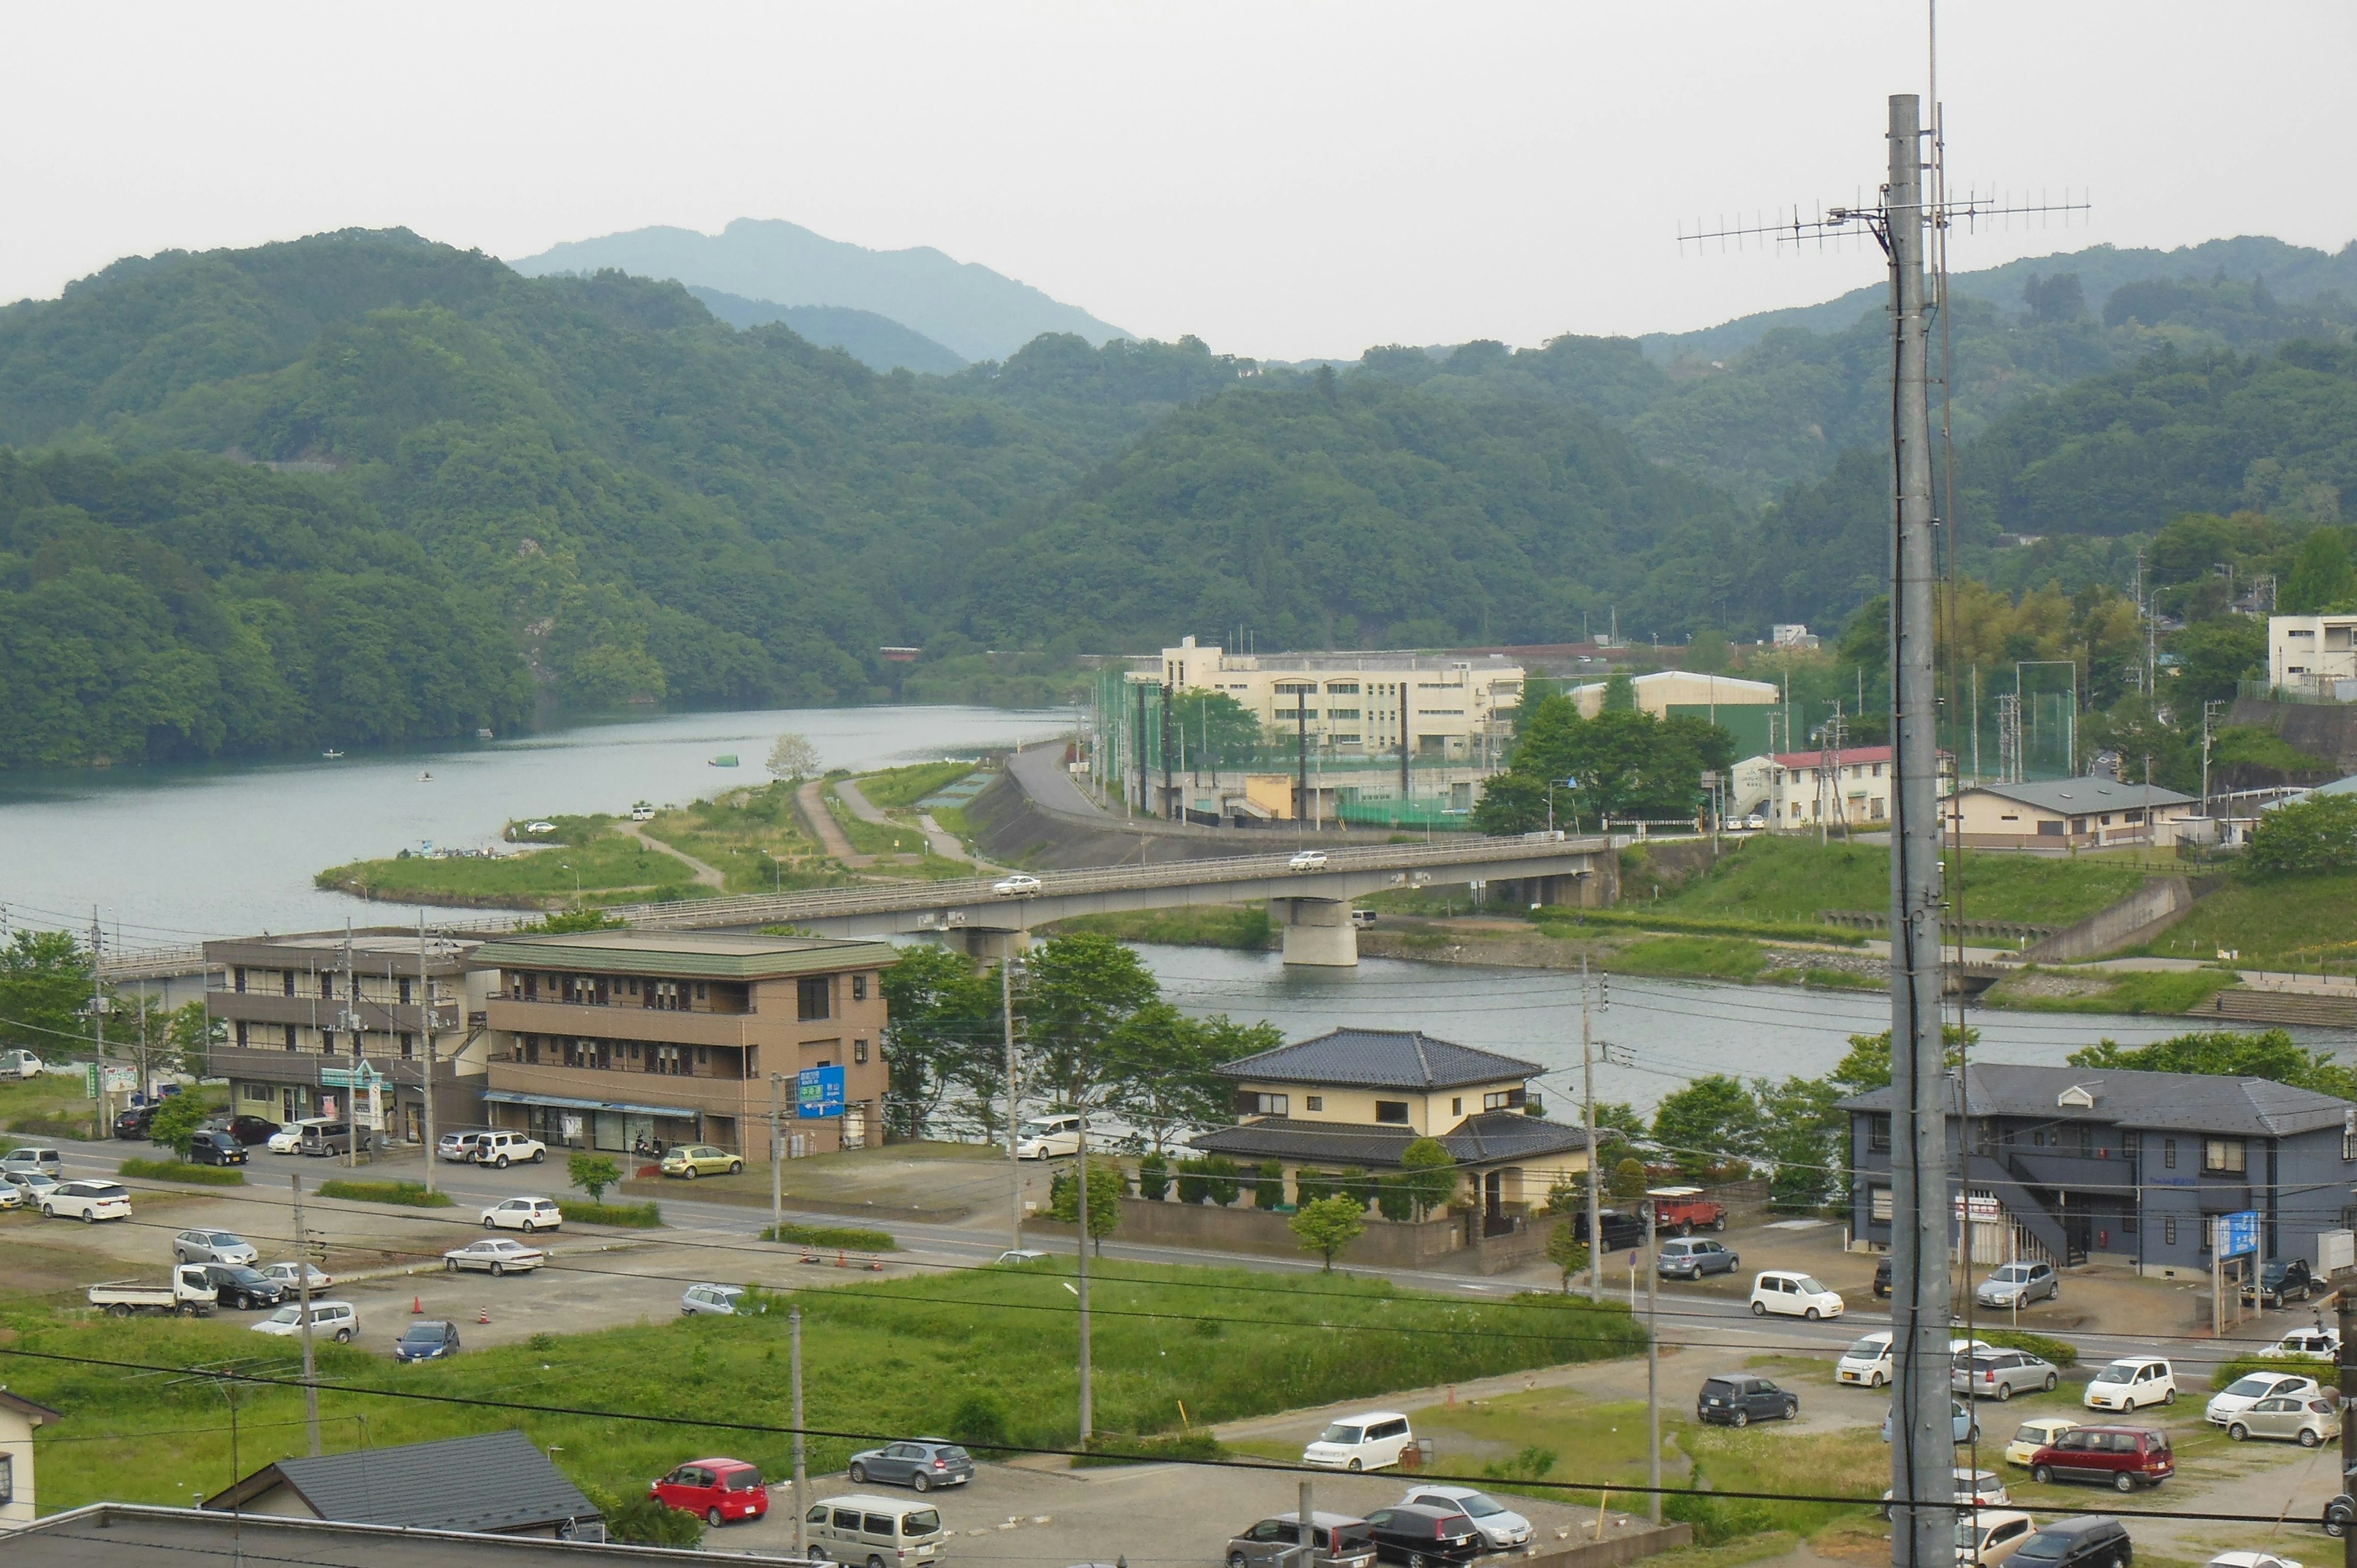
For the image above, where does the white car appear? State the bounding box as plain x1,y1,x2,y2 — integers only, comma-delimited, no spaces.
2206,1373,2320,1426
481,1197,563,1234
252,1300,358,1343
1837,1330,1894,1387
268,1118,332,1154
44,1179,132,1223
1749,1270,1844,1320
1287,849,1329,871
1958,1510,2038,1568
470,1131,546,1168
2083,1357,2176,1413
1301,1411,1414,1471
2208,1554,2301,1568
1398,1486,1530,1550
992,873,1042,897
0,1183,17,1210
681,1283,748,1317
442,1238,546,1276
1881,1467,2008,1516
260,1261,335,1292
0,1048,43,1079
2264,1328,2338,1361
1013,1114,1083,1160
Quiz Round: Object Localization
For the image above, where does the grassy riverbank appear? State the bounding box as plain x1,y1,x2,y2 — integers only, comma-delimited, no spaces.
2130,870,2357,969
1632,835,2156,927
1981,965,2241,1014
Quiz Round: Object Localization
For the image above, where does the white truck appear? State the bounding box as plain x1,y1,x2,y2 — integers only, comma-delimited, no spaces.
0,1049,42,1081
88,1265,218,1318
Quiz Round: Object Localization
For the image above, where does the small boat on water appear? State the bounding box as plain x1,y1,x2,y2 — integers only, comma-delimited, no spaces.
417,771,434,782
321,749,344,759
475,727,494,739
709,754,740,768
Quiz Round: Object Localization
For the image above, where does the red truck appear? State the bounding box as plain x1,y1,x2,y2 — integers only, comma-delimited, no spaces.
1649,1186,1727,1235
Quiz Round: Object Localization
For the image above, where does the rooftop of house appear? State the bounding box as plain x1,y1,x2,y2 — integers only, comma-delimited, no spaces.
1838,1061,2353,1138
1193,1110,1603,1168
202,1429,597,1535
1569,670,1781,700
471,931,899,981
15,1504,803,1566
1957,777,2196,814
1218,1028,1544,1091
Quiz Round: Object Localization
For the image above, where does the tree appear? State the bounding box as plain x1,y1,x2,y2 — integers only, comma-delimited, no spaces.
880,944,1000,1139
2169,616,2266,706
1611,1157,1649,1200
1050,1162,1124,1254
2280,530,2357,614
165,1001,222,1079
1023,933,1160,1132
2068,1029,2357,1100
1175,690,1264,768
0,930,93,1056
570,1151,622,1202
1546,1220,1590,1292
1103,1005,1272,1154
1752,1075,1844,1212
1686,629,1731,674
765,733,821,781
2021,271,2086,326
1826,1025,1975,1094
2246,795,2357,878
1289,1194,1366,1270
147,1092,208,1161
1602,671,1638,712
1649,1075,1762,1179
1396,1137,1460,1219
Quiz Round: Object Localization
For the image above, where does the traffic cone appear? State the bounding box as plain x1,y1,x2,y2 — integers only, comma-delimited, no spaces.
867,1255,884,1272
478,1304,489,1324
835,1249,848,1268
412,1295,424,1315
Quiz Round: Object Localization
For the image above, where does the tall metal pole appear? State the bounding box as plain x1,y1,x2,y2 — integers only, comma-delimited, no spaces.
1075,1113,1094,1442
1296,690,1309,824
88,909,107,1140
1003,959,1022,1249
1885,91,1953,1568
1134,682,1148,816
771,1073,785,1237
290,1174,320,1455
1161,683,1176,821
1645,1194,1660,1524
1399,678,1411,802
2337,1291,2355,1568
341,922,361,1169
1582,956,1601,1304
1296,1478,1316,1568
791,1305,808,1559
417,915,438,1193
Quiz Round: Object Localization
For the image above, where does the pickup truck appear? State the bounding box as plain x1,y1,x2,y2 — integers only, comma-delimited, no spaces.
88,1265,218,1318
1649,1186,1727,1235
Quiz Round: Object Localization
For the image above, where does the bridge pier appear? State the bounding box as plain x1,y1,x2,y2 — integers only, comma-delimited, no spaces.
958,927,1031,965
1494,870,1603,910
1269,898,1357,967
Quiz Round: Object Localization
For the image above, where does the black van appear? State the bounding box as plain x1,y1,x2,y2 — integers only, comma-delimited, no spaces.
188,1130,247,1166
2009,1515,2131,1568
1697,1375,1798,1427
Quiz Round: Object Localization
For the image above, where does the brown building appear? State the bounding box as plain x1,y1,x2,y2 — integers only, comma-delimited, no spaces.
471,931,897,1156
203,932,495,1143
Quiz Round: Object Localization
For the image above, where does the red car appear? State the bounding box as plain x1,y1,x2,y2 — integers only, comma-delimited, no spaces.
651,1458,769,1526
2027,1424,2173,1491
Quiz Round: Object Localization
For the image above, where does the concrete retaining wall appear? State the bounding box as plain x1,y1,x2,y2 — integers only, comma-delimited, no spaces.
1031,1195,1467,1267
969,770,1402,871
1524,1523,1694,1568
2022,878,2196,963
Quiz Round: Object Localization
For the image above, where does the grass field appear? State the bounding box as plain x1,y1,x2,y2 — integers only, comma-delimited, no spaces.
1983,966,2240,1014
0,1074,101,1135
1055,906,1277,949
854,762,980,811
314,827,705,907
4,1259,1644,1515
639,784,845,895
1646,837,2153,927
2134,871,2357,969
1609,936,1771,983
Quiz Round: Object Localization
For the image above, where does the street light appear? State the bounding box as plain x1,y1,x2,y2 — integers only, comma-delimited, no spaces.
763,849,783,895
559,862,580,908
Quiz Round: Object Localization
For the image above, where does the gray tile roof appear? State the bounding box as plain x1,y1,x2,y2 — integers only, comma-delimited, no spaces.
20,1504,797,1566
206,1429,598,1535
1964,777,2195,814
1192,1112,1602,1167
1217,1028,1543,1091
1838,1061,2353,1138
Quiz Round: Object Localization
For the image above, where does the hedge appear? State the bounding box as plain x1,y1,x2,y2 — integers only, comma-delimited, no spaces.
762,1222,898,1252
317,1179,453,1207
1072,1430,1226,1468
2210,1353,2334,1391
566,1200,662,1227
117,1158,244,1186
1978,1328,2078,1369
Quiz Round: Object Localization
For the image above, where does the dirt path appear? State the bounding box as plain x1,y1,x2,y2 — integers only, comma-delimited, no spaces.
797,778,871,867
616,821,725,888
839,774,985,865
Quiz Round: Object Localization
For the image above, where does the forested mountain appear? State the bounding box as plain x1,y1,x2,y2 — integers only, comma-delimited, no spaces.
510,218,1129,362
687,287,966,374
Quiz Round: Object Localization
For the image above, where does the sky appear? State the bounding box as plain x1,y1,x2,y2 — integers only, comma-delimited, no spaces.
4,2,2353,362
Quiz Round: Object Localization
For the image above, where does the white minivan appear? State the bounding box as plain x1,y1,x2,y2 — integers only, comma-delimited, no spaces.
1301,1411,1415,1472
0,1049,43,1080
1837,1330,1894,1388
1014,1114,1083,1160
1749,1270,1844,1320
803,1493,945,1564
252,1300,358,1343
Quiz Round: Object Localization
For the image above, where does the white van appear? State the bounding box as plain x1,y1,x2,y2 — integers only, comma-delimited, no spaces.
1838,1330,1894,1388
1014,1113,1083,1160
1301,1411,1414,1471
0,1049,43,1080
252,1300,358,1343
1749,1270,1844,1320
803,1493,945,1564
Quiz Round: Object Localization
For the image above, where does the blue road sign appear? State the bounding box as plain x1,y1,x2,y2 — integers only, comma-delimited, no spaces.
2220,1208,2261,1258
797,1065,846,1119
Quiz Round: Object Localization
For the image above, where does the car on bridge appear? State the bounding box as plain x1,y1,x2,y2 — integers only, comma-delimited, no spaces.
1288,850,1328,871
993,873,1042,897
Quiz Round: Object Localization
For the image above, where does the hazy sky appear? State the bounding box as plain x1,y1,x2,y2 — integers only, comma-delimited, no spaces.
5,2,2351,361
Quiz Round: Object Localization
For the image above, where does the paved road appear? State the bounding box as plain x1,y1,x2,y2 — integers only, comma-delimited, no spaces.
796,778,870,867
616,821,724,888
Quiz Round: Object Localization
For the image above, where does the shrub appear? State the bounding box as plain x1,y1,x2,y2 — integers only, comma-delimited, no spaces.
1205,1157,1242,1207
2247,794,2357,878
569,1151,623,1202
1398,1138,1459,1218
1253,1162,1284,1210
528,1332,558,1351
317,1180,452,1207
1175,1159,1210,1205
1290,1194,1367,1269
762,1222,897,1251
566,1200,662,1227
608,1496,705,1547
1338,1165,1375,1209
146,1093,209,1160
117,1157,243,1186
948,1389,1012,1454
1072,1430,1225,1467
1979,1328,2077,1368
1546,1221,1590,1291
1612,1157,1649,1199
1374,1175,1415,1222
1137,1153,1171,1201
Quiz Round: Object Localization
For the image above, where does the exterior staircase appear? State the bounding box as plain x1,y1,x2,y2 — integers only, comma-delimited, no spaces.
2204,988,2357,1028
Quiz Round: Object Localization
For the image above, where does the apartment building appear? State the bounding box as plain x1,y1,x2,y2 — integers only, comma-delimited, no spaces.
471,931,896,1156
2269,613,2357,697
202,932,497,1143
1145,638,1523,762
1738,744,1956,830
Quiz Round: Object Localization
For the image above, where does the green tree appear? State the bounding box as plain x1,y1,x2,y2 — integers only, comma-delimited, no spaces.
1396,1137,1460,1219
147,1092,209,1160
0,930,93,1056
2169,616,2266,705
1175,690,1265,767
1546,1220,1590,1291
1686,629,1731,673
165,1000,221,1079
765,733,821,780
1752,1075,1844,1211
1104,1004,1274,1154
2280,530,2357,614
1602,671,1638,712
2245,795,2357,878
1024,933,1161,1145
2067,1029,2357,1100
569,1151,622,1202
1611,1157,1649,1200
1049,1162,1124,1254
1826,1025,1975,1094
880,944,1000,1139
1288,1194,1367,1270
1649,1075,1762,1178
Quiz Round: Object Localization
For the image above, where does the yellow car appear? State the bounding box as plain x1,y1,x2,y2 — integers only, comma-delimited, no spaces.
2003,1416,2079,1467
660,1144,744,1179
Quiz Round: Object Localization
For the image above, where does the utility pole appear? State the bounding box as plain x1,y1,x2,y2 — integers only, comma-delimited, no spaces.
1134,681,1148,816
290,1174,320,1456
1644,1192,1660,1524
771,1073,786,1238
88,908,107,1140
1074,1112,1094,1442
417,915,438,1193
340,923,362,1169
1296,689,1309,826
1581,956,1601,1304
1002,957,1023,1249
1161,682,1176,821
1399,677,1411,805
1295,1477,1316,1568
2201,699,2225,824
791,1305,808,1560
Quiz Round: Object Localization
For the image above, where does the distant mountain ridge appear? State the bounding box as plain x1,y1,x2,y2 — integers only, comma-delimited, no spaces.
510,218,1129,363
686,287,966,374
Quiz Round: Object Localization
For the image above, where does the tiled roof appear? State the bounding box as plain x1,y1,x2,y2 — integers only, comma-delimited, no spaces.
1838,1061,2351,1138
1960,777,2195,814
1217,1028,1542,1091
206,1429,597,1535
1191,1112,1603,1167
471,932,899,980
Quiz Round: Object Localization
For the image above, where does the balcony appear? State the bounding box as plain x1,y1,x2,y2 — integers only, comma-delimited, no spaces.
206,1045,470,1090
487,1059,758,1119
487,997,763,1050
207,990,460,1035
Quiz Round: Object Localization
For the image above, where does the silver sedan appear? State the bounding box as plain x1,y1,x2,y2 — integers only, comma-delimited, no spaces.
441,1238,546,1276
2226,1394,2341,1448
1954,1350,2060,1401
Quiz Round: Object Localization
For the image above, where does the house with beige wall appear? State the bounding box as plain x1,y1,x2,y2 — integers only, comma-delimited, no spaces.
1946,777,2200,849
0,1389,61,1531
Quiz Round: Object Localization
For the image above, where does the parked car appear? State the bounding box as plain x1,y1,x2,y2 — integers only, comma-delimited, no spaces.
992,873,1043,897
2245,1257,2319,1308
1657,1238,1741,1279
1359,1504,1484,1566
252,1300,357,1342
2005,1417,2081,1467
299,1121,373,1157
196,1264,285,1310
2008,1516,2134,1568
1976,1261,2061,1310
1301,1412,1415,1470
994,1249,1051,1265
0,1049,44,1079
481,1196,563,1232
2207,1554,2301,1568
187,1130,247,1167
215,1115,281,1146
1648,1186,1727,1234
88,1265,217,1317
2,1146,64,1178
1881,1467,2008,1517
1697,1375,1797,1427
2263,1328,2338,1361
1838,1331,1894,1389
1014,1114,1083,1160
2207,1373,2319,1426
651,1458,768,1527
438,1129,492,1163
2224,1393,2340,1448
268,1119,331,1154
1396,1488,1532,1551
1582,1208,1645,1252
0,1183,18,1211
443,1238,546,1275
2029,1426,2172,1491
260,1261,334,1293
1873,1255,1892,1298
394,1319,462,1362
175,1230,258,1266
1288,849,1330,871
2083,1359,2175,1413
1749,1270,1844,1320
471,1130,545,1168
44,1180,131,1222
1957,1350,2062,1402
1224,1511,1378,1568
1883,1400,1981,1444
682,1283,748,1317
1,1170,61,1205
846,1440,975,1493
804,1494,951,1565
112,1107,154,1140
1957,1509,2041,1568
659,1145,742,1179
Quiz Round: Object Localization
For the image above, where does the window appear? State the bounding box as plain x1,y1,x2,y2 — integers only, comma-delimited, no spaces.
1868,1113,1891,1154
853,1038,869,1065
319,973,333,999
398,977,414,1004
0,1450,11,1506
852,973,869,1002
242,1082,270,1102
1305,1095,1323,1111
1374,1100,1411,1125
798,976,832,1021
694,983,708,1000
282,970,295,997
1484,1089,1525,1110
2123,1130,2141,1160
2164,1216,2178,1246
2202,1138,2247,1175
1247,1092,1288,1116
2164,1138,2177,1169
234,1020,250,1048
398,1032,414,1059
233,966,247,993
1451,1097,1463,1116
282,1024,296,1050
1325,682,1361,695
1870,1186,1893,1222
2343,1114,2356,1162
